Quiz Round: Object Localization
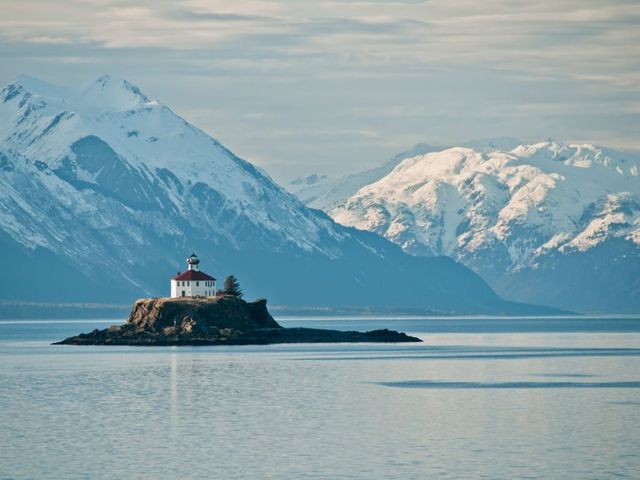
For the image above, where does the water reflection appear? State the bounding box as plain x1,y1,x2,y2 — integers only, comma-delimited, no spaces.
2,321,640,479
170,350,178,430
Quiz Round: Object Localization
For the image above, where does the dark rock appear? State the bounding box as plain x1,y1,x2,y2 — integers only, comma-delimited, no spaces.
55,296,421,346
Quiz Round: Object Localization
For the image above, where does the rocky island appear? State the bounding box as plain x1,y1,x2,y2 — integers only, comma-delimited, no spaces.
56,296,421,346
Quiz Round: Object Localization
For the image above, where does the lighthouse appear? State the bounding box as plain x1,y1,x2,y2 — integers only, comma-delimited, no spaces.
170,253,216,298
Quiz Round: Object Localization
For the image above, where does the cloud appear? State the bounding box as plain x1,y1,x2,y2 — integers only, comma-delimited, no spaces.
0,0,638,180
1,0,637,84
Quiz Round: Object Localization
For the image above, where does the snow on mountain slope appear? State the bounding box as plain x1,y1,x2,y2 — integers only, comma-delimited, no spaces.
0,74,344,257
330,143,640,312
1,75,544,313
290,138,524,211
290,144,445,210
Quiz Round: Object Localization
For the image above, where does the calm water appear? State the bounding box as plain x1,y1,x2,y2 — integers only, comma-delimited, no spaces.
1,316,640,479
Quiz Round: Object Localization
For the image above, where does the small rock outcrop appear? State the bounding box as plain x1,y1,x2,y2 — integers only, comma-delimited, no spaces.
56,296,421,346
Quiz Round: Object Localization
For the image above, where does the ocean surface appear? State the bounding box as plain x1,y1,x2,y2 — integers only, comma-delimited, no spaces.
1,316,640,479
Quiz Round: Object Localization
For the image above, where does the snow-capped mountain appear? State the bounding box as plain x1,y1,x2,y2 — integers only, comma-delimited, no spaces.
330,143,640,312
290,144,444,210
0,74,343,257
0,75,550,313
290,138,524,211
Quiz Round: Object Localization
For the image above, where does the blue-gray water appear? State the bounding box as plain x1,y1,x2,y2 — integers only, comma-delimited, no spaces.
1,316,640,479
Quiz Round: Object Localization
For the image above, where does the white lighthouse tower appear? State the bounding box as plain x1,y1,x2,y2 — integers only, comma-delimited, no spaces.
170,253,216,298
186,253,200,271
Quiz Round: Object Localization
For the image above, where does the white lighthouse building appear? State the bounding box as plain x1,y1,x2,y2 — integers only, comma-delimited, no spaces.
170,253,216,298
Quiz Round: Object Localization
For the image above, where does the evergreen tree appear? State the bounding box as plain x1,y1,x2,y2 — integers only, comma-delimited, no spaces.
224,275,243,298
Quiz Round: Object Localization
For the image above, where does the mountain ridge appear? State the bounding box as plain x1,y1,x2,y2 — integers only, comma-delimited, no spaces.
328,142,640,312
0,75,558,314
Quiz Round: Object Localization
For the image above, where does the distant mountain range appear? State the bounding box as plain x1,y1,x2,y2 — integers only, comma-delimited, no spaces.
310,141,640,313
289,138,524,211
0,75,555,314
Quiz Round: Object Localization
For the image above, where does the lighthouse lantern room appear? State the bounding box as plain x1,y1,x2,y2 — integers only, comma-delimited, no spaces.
170,253,217,298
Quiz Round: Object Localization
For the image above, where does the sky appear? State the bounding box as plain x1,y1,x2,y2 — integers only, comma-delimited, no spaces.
1,0,639,183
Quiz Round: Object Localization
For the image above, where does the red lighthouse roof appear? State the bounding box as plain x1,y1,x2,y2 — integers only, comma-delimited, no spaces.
173,270,216,281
